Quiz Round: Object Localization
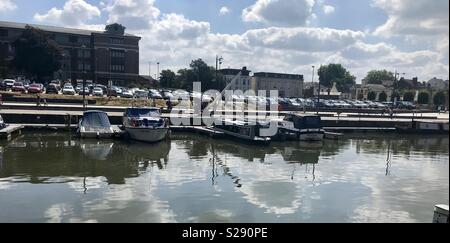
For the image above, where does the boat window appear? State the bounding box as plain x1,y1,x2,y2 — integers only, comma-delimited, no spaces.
303,116,322,128
128,109,160,117
82,112,111,128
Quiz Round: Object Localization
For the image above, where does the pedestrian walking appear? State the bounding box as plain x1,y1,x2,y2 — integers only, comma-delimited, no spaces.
36,93,41,107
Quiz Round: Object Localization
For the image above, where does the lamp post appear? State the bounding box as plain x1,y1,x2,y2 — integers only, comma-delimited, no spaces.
157,62,160,82
393,70,405,106
81,45,86,108
215,55,223,84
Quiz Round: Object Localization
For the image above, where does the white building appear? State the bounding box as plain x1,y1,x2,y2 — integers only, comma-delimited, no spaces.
428,78,448,91
219,67,252,91
251,72,304,98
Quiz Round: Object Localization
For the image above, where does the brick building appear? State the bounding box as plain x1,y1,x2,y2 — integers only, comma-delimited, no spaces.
0,21,141,86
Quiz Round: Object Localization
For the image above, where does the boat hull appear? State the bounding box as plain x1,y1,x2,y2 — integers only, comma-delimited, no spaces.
299,132,324,141
126,127,169,143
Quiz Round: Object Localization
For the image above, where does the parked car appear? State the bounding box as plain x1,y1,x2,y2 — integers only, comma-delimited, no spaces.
27,84,44,94
79,87,90,96
134,90,149,99
107,88,118,97
121,89,134,98
3,79,16,90
62,84,76,95
12,82,27,93
46,84,59,94
92,87,104,97
149,89,163,99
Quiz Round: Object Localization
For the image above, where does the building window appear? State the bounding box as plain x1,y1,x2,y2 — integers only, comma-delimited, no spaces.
111,50,125,58
78,62,91,71
111,38,124,45
111,65,125,72
78,49,90,58
0,29,8,37
55,35,69,43
78,37,90,45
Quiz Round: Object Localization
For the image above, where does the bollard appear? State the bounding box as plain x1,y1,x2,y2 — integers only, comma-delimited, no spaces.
432,204,449,223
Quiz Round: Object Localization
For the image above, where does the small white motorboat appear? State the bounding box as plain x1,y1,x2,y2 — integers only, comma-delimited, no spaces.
123,107,169,143
77,110,115,138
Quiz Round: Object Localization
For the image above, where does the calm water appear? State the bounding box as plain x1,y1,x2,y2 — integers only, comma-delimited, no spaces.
0,132,448,223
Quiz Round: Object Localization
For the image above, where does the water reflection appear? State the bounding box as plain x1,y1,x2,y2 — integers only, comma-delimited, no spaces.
0,133,171,185
0,132,448,223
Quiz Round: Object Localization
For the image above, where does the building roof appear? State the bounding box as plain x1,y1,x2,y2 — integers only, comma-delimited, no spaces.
0,20,139,38
219,67,251,76
253,72,303,80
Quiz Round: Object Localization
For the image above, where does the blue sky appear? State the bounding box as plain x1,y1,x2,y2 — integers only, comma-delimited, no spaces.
0,0,448,81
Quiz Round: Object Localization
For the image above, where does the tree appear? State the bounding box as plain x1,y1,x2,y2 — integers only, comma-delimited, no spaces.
379,92,388,102
159,69,176,88
368,91,377,101
365,70,394,85
391,92,400,102
318,64,356,93
433,91,447,106
418,92,429,104
403,92,415,102
11,25,62,81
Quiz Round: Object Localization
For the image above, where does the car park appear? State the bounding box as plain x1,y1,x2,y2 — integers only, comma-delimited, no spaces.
46,84,59,94
121,89,134,98
62,84,76,95
3,79,15,90
93,87,104,97
27,84,44,94
12,82,27,93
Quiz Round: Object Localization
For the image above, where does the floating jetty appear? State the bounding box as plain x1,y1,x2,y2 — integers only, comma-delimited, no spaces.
0,124,24,140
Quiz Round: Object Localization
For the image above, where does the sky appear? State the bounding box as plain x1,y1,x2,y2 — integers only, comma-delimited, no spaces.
0,0,448,83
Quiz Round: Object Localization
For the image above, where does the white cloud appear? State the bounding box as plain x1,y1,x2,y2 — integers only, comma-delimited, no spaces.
219,6,230,16
242,0,316,26
104,0,160,30
0,0,16,11
373,0,449,37
34,0,101,26
322,5,335,14
340,41,394,60
244,27,364,52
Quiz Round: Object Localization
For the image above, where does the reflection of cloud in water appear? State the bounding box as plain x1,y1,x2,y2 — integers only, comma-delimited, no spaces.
44,203,98,223
81,142,114,161
351,205,413,223
240,181,301,215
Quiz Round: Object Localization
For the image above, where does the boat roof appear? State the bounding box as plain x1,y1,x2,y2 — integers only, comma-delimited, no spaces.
126,107,160,110
286,113,320,118
83,110,107,114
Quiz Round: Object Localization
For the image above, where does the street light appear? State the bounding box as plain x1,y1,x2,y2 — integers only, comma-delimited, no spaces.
157,62,160,82
81,45,87,108
215,55,223,83
393,70,406,106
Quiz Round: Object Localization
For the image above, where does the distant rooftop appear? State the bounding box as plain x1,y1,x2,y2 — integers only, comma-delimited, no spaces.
253,72,303,80
0,20,139,38
219,67,251,76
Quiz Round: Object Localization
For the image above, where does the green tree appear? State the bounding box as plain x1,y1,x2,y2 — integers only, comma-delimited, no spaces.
391,92,401,102
433,91,447,106
11,25,62,81
364,70,394,85
318,64,356,93
403,92,415,102
418,92,429,104
379,91,388,102
368,91,377,101
159,69,176,88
